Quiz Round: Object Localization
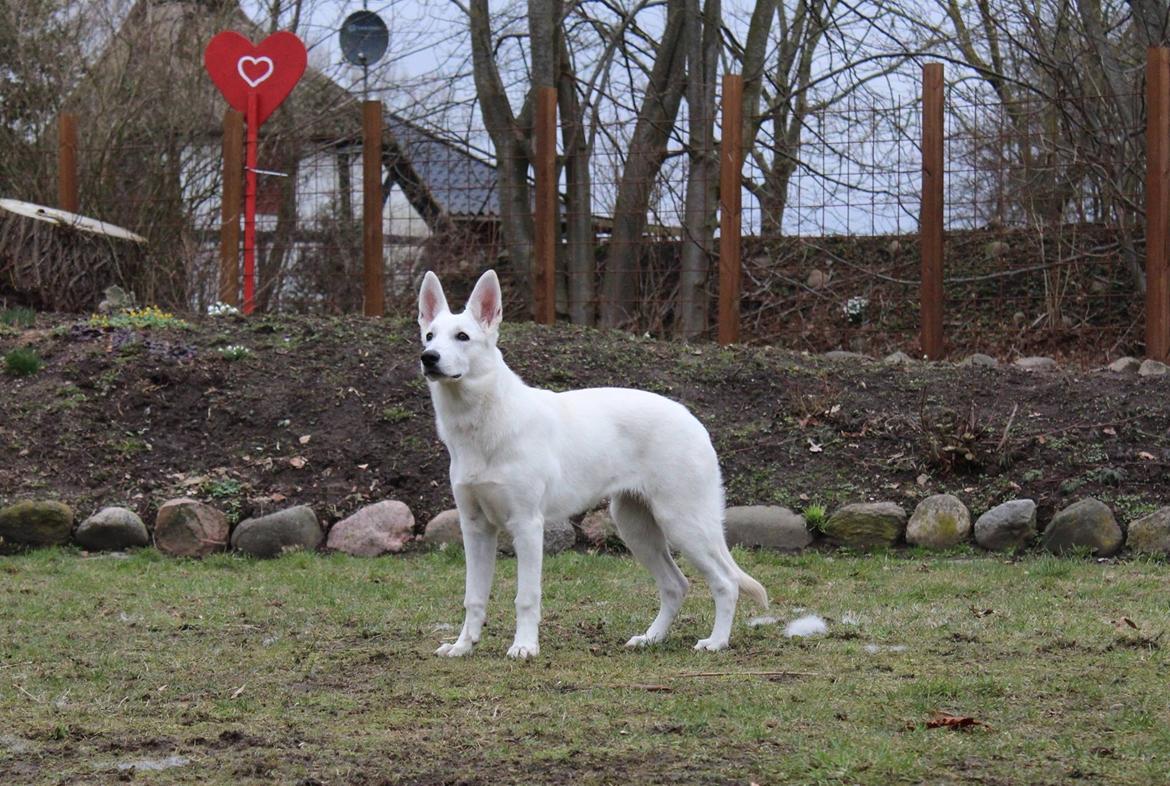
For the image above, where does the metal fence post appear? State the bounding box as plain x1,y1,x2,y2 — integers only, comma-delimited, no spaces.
718,73,744,346
219,109,243,307
1146,48,1170,361
58,113,79,213
920,63,945,360
363,100,385,317
534,86,558,325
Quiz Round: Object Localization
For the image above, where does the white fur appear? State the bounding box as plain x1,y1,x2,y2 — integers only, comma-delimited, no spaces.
418,270,769,659
784,614,828,638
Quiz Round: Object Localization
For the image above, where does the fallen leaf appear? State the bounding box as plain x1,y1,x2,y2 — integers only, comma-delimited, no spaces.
969,606,994,618
289,456,307,469
807,438,823,453
1138,451,1156,461
230,684,246,699
1113,616,1139,631
1103,427,1116,436
298,435,311,445
926,711,989,730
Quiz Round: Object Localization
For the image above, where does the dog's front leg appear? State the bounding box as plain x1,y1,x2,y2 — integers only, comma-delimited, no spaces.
507,517,544,659
435,517,497,657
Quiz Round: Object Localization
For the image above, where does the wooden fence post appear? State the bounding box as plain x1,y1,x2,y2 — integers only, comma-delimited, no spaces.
57,113,79,213
920,63,945,360
1146,48,1170,361
718,73,744,346
219,109,243,307
363,100,385,317
533,86,558,325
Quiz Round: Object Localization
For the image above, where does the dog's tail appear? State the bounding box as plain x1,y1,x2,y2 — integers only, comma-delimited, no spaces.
737,569,769,610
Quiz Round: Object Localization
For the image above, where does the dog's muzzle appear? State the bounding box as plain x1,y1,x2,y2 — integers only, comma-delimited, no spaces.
420,350,459,380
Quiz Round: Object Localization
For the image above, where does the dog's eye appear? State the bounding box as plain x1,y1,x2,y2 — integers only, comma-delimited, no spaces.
425,332,433,342
456,332,470,342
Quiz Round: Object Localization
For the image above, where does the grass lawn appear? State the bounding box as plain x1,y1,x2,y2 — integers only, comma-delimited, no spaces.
1,547,1168,785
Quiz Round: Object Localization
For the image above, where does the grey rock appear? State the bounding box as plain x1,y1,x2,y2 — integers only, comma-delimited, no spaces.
1014,356,1058,372
1138,359,1169,377
806,269,830,289
1107,356,1141,374
974,499,1037,551
579,509,624,551
823,502,907,548
0,500,73,547
499,519,576,556
326,500,414,556
75,507,148,550
1041,498,1123,556
906,494,971,548
959,353,999,368
883,351,915,366
231,505,322,558
423,509,462,547
1126,507,1170,556
825,350,867,362
724,506,812,551
422,508,575,554
154,498,229,557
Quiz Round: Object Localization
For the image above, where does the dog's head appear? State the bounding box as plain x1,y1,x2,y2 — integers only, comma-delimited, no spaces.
417,270,503,383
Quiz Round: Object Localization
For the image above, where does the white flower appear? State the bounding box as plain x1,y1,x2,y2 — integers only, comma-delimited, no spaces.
207,302,241,317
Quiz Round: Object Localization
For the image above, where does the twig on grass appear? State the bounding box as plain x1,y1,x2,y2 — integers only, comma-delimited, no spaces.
16,684,43,703
674,670,819,679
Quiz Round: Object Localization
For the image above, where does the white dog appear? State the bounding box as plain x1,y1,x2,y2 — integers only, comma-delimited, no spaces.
419,270,768,658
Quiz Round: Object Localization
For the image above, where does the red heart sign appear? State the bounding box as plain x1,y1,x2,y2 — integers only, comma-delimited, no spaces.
204,31,307,127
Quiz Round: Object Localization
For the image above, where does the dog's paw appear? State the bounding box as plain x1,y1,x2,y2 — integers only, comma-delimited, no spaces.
625,633,664,648
506,641,539,659
435,640,474,657
693,637,729,652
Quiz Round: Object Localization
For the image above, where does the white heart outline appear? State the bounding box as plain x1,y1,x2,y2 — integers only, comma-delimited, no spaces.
237,56,275,88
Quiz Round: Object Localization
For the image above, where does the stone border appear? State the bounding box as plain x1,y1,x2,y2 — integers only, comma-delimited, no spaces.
2,494,1168,559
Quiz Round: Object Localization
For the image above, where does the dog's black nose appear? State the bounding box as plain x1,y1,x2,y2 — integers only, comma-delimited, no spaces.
420,350,440,368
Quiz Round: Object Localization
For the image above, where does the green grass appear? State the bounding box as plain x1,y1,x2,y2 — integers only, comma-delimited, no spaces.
0,306,36,328
4,347,42,376
1,549,1168,784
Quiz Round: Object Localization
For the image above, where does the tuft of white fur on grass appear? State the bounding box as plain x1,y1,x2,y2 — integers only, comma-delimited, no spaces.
747,615,781,628
784,614,828,638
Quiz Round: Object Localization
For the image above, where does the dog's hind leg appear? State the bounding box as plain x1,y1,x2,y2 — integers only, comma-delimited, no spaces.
651,502,741,652
610,493,689,647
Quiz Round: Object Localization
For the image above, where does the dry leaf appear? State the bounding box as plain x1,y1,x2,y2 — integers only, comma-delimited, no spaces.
926,711,989,730
969,606,994,618
1113,616,1139,631
1138,451,1156,461
299,434,311,445
289,456,307,469
807,438,823,453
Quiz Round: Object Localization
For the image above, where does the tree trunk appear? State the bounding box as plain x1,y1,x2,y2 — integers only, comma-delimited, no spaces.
600,0,688,328
558,35,596,325
470,0,534,305
676,0,721,338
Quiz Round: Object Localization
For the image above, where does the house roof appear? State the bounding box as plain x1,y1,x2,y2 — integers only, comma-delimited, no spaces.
65,0,501,220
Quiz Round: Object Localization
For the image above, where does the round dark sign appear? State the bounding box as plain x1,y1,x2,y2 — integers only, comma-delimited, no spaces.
340,10,389,67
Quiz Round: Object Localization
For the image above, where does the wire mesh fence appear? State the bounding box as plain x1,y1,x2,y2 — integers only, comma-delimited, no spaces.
0,69,1158,363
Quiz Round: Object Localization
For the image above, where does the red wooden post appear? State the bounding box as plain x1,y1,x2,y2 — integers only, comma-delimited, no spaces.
58,113,79,213
219,109,243,307
920,63,945,360
1146,48,1170,361
718,73,744,346
243,92,258,314
533,86,558,325
363,100,385,317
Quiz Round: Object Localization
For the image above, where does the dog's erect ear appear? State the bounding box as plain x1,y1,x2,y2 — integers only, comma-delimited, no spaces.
466,270,503,332
418,271,449,328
